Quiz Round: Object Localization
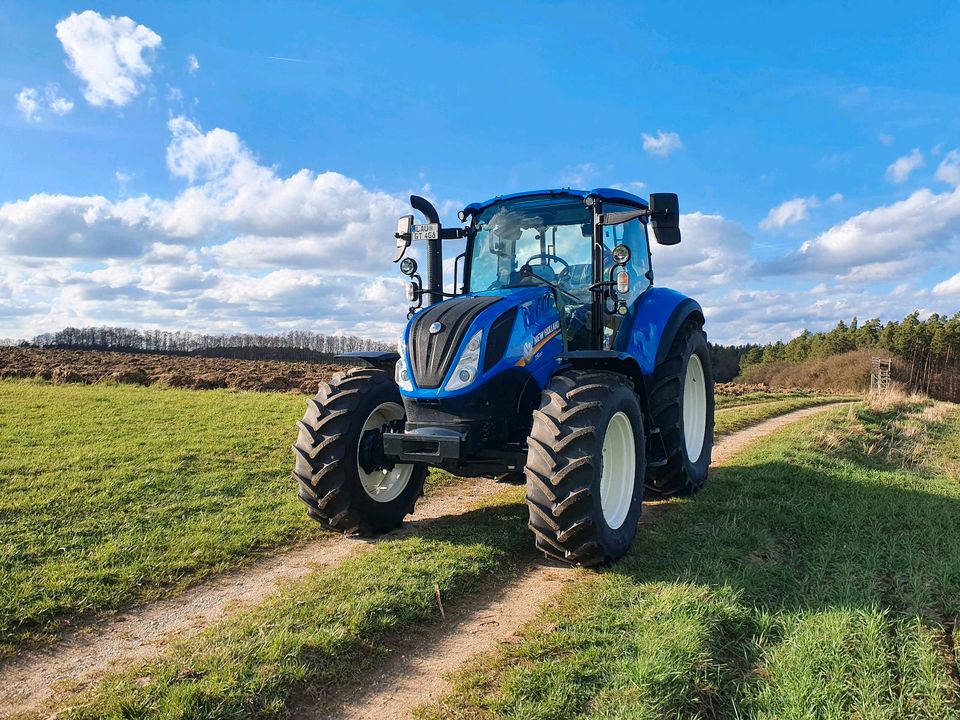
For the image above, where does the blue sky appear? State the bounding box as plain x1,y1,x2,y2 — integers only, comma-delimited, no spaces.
2,1,960,344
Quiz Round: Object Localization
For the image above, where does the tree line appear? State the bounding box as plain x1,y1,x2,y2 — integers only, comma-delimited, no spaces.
737,311,960,401
28,326,392,362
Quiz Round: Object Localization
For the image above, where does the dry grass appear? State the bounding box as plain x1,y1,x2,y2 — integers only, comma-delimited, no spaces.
739,350,875,393
818,391,955,472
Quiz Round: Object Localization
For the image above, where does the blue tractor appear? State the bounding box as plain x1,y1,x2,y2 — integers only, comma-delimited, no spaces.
293,188,714,566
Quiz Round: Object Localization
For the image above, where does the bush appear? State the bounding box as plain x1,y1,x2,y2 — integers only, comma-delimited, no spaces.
738,350,874,393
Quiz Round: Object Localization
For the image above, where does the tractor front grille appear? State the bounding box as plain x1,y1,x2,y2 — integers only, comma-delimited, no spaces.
408,295,502,388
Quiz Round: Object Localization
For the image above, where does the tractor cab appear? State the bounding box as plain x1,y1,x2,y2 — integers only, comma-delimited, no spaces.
396,188,680,356
464,190,656,352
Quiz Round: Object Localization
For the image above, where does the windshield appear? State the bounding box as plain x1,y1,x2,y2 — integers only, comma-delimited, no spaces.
469,196,594,301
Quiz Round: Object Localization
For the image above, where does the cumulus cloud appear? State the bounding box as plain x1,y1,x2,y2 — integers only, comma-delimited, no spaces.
641,130,683,157
56,10,162,107
935,149,960,187
933,271,960,296
15,88,40,122
0,117,416,340
762,186,960,277
759,196,819,230
186,54,199,74
885,148,924,183
651,212,753,295
15,85,75,122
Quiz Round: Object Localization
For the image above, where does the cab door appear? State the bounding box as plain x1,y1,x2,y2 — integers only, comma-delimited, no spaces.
599,203,653,349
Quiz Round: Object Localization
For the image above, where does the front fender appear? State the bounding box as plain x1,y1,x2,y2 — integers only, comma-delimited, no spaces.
614,287,704,375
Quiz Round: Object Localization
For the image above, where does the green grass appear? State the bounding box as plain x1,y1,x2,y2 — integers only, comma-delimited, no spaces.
421,401,960,720
0,378,834,657
53,490,533,720
0,380,471,657
0,379,314,656
715,389,822,409
715,394,856,436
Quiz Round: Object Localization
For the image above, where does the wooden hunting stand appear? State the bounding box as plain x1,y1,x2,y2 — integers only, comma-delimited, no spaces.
870,357,892,394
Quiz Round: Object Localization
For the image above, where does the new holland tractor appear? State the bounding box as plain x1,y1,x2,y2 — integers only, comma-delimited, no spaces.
293,187,714,566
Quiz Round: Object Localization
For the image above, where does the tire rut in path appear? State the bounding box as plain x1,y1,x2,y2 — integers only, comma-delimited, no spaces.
710,401,852,465
304,401,853,720
295,561,578,720
0,481,506,718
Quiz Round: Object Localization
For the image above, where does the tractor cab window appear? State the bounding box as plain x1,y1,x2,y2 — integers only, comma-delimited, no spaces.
469,196,593,295
469,196,595,351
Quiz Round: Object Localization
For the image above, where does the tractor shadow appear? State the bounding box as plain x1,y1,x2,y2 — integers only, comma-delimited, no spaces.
608,450,960,711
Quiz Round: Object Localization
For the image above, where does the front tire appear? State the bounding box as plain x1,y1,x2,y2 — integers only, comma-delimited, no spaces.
524,370,646,566
646,320,715,496
292,367,427,535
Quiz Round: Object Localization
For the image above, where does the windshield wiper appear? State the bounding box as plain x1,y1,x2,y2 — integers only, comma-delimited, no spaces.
518,265,581,303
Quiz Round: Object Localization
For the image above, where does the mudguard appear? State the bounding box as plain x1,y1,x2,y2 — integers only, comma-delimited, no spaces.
613,287,704,375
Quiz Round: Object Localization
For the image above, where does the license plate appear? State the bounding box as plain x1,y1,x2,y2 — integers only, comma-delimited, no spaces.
411,223,439,241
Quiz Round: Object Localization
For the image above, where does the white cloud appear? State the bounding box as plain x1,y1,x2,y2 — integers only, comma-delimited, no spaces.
877,132,894,146
760,196,819,230
15,85,74,122
0,117,416,340
15,88,40,122
885,148,924,183
55,10,162,108
186,54,199,74
827,192,844,203
559,162,598,187
611,181,646,194
764,186,960,276
933,271,960,296
935,149,960,187
641,130,683,157
652,212,753,294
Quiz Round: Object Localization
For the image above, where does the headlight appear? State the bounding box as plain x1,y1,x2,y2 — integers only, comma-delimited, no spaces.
444,330,482,391
395,340,413,391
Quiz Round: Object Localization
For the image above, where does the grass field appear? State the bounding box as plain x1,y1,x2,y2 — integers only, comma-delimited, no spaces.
0,380,313,656
0,379,841,658
422,401,960,719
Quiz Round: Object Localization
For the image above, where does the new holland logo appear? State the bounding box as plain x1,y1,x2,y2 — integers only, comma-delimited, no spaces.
428,322,444,334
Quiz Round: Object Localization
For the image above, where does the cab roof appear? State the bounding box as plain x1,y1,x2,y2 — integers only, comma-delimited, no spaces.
462,187,648,215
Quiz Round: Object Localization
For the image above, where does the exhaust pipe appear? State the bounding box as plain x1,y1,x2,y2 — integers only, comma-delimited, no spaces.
410,195,444,306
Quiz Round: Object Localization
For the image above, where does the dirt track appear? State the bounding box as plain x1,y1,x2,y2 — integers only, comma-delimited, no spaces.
0,483,507,717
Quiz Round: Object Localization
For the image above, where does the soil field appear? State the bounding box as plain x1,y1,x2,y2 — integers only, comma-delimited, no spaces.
0,347,824,398
0,347,345,393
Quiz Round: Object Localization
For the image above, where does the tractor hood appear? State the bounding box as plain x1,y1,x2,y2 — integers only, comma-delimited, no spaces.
400,287,562,399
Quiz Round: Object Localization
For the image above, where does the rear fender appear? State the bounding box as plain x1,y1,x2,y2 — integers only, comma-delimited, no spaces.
614,287,704,375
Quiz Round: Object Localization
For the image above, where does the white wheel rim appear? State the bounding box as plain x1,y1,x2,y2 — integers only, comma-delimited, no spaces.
600,411,636,530
357,402,414,503
683,354,707,463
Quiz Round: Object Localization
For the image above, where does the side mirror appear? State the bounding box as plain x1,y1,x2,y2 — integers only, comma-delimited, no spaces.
395,215,414,261
649,193,680,245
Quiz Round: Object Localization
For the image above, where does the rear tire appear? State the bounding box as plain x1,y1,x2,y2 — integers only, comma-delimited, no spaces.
646,320,715,496
524,370,646,566
292,367,427,535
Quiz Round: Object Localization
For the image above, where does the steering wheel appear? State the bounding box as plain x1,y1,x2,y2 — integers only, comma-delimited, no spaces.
522,253,570,271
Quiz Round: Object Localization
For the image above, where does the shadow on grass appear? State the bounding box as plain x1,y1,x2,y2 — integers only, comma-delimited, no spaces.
604,425,960,713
